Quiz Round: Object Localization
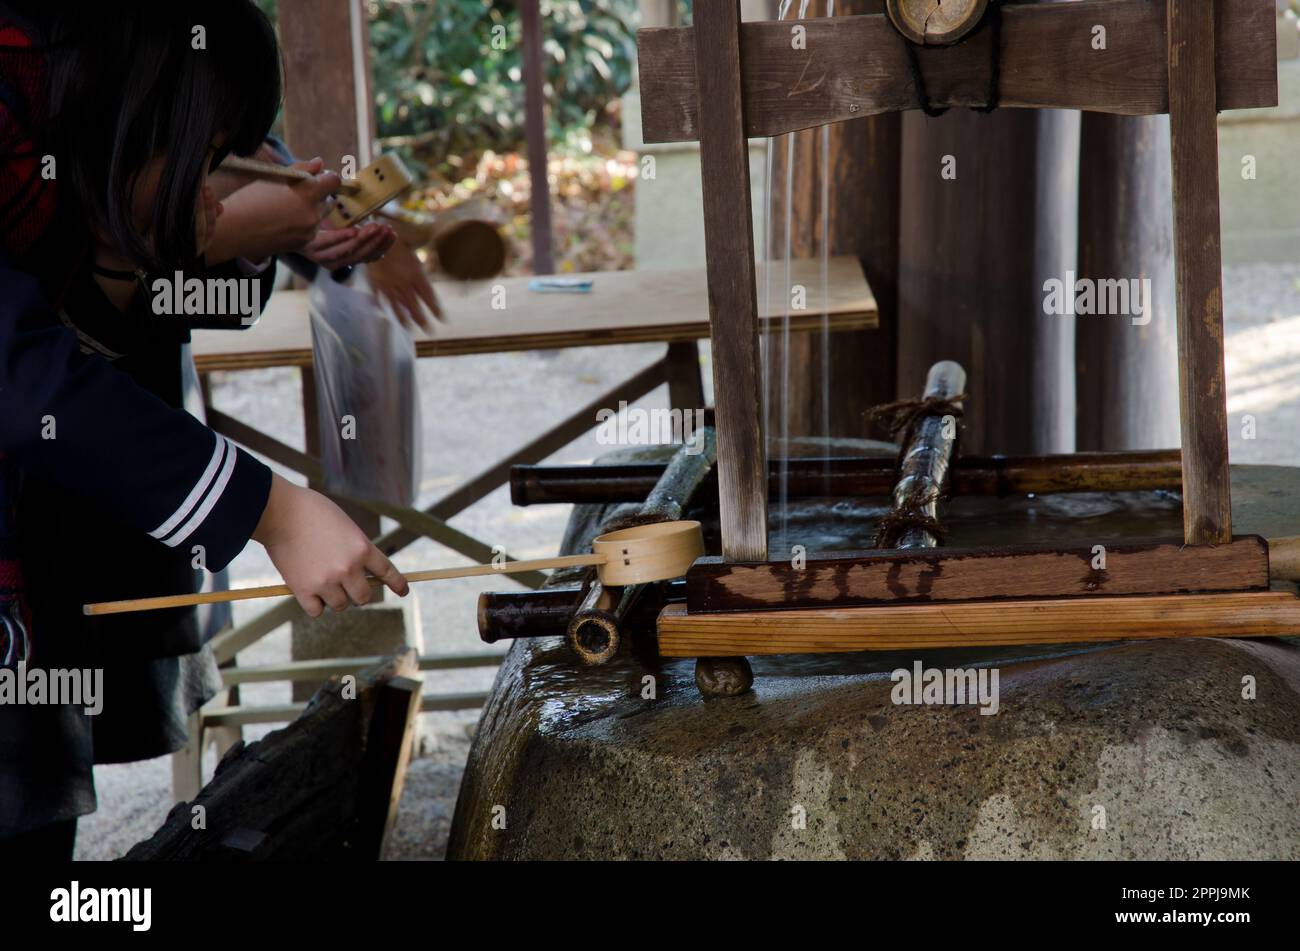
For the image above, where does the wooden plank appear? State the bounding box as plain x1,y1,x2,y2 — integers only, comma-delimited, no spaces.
657,589,1300,656
693,1,767,562
191,257,876,372
355,674,422,859
637,0,1278,143
1168,0,1233,545
221,652,503,685
687,535,1270,613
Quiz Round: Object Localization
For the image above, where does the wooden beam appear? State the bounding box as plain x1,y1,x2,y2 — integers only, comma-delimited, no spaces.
686,535,1270,613
657,590,1300,656
693,1,767,562
1167,0,1233,545
637,0,1278,142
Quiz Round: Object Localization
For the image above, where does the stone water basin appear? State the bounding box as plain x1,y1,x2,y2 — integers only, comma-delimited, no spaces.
448,458,1300,860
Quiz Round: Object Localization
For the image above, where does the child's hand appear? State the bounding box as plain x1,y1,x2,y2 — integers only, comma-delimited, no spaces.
204,158,343,264
251,474,408,617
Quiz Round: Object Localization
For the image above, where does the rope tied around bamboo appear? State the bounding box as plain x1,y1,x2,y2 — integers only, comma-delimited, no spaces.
873,495,948,548
867,393,967,448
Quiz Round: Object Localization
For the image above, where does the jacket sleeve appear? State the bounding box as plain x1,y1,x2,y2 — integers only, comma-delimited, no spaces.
0,261,271,571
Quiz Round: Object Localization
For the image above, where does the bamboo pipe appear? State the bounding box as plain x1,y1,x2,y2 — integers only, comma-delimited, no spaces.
879,360,966,548
510,449,1185,506
84,520,705,617
477,580,687,644
566,427,718,665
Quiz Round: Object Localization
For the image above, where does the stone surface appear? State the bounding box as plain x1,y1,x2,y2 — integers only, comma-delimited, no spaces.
448,462,1300,860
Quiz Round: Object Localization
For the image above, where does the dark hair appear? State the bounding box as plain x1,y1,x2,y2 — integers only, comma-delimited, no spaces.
17,0,282,272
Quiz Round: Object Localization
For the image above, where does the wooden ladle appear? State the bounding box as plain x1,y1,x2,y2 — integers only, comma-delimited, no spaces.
83,520,705,617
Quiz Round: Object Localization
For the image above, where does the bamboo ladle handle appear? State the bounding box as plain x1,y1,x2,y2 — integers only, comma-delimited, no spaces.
82,554,605,617
219,155,363,195
83,520,705,617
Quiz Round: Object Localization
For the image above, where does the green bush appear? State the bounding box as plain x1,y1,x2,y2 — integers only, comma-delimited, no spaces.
258,1,638,164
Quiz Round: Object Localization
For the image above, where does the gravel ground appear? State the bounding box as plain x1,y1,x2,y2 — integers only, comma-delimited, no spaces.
72,262,1300,860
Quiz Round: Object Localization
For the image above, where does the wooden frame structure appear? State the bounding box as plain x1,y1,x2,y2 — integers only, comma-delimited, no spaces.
635,0,1286,685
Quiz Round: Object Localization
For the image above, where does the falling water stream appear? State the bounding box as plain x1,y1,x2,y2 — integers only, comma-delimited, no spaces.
762,0,836,556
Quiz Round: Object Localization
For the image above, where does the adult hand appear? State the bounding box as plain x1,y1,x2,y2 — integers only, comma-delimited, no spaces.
366,238,443,332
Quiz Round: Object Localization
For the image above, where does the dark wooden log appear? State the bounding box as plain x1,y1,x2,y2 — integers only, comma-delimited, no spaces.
876,361,966,548
477,581,687,644
686,535,1270,613
1167,0,1233,545
637,0,1278,142
692,1,768,564
124,651,420,861
510,449,1184,505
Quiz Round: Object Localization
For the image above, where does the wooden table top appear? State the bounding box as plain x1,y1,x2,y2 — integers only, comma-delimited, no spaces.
191,256,877,373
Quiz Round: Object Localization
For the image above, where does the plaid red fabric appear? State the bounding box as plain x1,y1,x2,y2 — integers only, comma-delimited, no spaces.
0,20,56,258
0,17,47,664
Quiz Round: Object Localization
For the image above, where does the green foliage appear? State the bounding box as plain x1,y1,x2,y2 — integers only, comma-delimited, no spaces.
252,0,637,164
369,0,638,163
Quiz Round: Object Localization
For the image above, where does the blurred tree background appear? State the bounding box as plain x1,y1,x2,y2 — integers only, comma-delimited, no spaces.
254,0,644,273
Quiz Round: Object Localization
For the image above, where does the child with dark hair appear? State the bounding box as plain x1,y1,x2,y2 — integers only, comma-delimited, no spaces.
0,0,410,857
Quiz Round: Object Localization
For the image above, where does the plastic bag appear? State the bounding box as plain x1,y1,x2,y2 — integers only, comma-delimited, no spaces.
308,271,421,507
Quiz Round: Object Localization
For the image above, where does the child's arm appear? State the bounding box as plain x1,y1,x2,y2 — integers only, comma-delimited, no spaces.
0,262,406,615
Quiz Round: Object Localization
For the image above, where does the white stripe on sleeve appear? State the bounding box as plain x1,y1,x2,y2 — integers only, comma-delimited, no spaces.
149,433,228,542
164,436,239,548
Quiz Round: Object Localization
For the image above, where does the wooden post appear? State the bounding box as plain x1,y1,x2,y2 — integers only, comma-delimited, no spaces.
277,0,376,169
520,0,555,274
693,0,767,564
1167,0,1232,545
898,101,1078,455
1076,114,1179,451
